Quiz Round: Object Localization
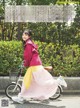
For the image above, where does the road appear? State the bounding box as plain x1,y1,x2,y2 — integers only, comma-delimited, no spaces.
0,94,80,108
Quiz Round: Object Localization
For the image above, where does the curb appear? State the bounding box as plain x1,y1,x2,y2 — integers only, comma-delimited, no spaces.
0,77,80,94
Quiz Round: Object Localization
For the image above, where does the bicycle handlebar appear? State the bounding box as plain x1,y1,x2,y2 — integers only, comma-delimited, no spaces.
18,61,24,68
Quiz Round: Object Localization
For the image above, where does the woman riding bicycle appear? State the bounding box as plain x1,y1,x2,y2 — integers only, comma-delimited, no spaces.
12,29,66,104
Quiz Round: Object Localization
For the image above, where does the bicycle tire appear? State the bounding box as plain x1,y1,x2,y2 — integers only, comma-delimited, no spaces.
49,86,61,100
5,83,21,99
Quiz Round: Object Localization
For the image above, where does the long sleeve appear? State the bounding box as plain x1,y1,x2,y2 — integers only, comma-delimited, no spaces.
23,44,33,67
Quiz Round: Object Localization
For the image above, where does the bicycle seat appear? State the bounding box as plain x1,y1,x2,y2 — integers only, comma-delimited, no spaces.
44,66,53,71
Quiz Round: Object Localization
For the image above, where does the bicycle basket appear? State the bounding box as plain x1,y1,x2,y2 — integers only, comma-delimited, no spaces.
9,72,18,82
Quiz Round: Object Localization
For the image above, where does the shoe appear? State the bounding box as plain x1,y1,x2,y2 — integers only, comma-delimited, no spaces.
57,76,67,87
12,96,24,104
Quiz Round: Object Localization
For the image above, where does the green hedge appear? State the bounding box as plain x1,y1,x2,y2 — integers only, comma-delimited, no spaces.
38,42,80,77
0,41,23,76
0,41,80,76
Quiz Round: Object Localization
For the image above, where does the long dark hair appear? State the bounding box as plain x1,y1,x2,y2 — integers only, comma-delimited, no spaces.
22,29,32,47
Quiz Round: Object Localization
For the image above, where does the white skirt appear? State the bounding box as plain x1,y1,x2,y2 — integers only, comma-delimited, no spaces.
18,66,58,100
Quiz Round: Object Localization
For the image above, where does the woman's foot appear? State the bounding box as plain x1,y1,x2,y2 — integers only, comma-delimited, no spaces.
12,96,24,104
57,76,67,87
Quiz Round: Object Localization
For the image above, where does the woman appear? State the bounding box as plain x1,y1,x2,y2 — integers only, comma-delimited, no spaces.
12,30,67,104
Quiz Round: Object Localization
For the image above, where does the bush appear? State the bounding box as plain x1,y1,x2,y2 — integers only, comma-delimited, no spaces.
0,41,80,76
0,41,23,76
37,42,80,77
42,44,80,77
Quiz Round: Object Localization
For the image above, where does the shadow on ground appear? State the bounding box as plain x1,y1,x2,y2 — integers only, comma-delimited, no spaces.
11,100,66,108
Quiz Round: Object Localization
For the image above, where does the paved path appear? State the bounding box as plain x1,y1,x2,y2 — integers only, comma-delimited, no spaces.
0,95,80,108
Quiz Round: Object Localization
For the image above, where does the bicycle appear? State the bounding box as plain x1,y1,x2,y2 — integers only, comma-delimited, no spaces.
5,62,67,100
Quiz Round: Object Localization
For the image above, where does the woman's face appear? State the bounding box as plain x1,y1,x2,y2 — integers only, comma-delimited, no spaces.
22,33,30,41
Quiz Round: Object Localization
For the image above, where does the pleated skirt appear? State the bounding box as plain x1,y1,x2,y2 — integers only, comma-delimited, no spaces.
19,65,58,100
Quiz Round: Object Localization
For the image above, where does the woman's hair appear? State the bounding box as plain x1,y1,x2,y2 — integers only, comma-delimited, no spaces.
23,29,32,36
22,29,32,48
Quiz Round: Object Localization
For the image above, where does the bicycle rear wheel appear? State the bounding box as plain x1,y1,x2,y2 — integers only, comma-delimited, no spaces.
49,86,61,100
5,83,21,99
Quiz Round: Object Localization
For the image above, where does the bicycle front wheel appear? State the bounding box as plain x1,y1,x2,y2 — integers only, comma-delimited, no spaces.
5,83,21,99
49,86,61,100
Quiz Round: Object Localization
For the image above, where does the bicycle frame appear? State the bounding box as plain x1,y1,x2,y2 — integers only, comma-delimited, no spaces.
6,60,67,100
11,76,22,92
